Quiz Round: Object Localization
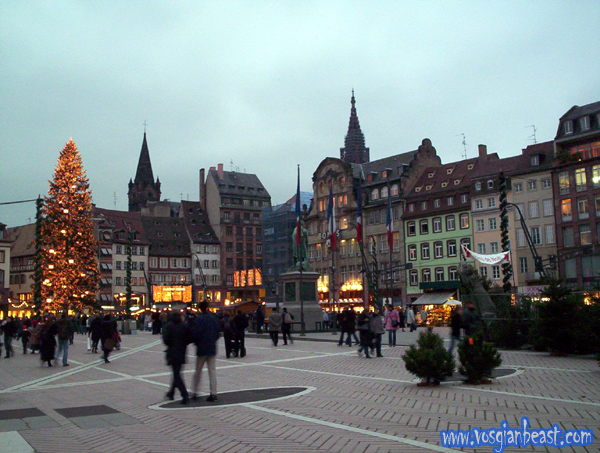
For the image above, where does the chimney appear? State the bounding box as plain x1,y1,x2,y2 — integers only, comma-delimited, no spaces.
218,163,224,178
199,168,205,210
478,144,487,160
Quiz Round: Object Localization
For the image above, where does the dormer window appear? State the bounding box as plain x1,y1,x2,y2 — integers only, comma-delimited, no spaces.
426,184,433,190
487,180,494,189
428,172,435,178
531,155,539,166
415,186,422,192
446,168,454,175
382,170,388,178
564,120,573,135
467,164,474,170
454,179,461,185
421,201,427,210
580,116,590,131
441,182,448,188
475,182,482,191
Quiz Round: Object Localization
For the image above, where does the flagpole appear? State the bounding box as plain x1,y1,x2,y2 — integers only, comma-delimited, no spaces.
296,164,306,336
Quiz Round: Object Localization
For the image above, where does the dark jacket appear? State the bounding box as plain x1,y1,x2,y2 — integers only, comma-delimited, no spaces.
100,317,116,341
450,311,462,337
163,318,191,365
56,317,74,341
191,312,221,357
233,312,249,336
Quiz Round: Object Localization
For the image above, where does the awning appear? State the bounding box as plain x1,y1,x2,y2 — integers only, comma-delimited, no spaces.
411,291,456,306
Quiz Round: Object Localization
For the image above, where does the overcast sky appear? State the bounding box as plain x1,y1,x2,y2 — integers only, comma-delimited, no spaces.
2,1,599,227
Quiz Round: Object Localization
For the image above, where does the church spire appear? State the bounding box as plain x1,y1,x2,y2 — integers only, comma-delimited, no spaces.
128,131,161,212
340,90,370,164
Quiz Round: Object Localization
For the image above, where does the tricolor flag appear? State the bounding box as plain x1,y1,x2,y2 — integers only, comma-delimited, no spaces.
295,166,301,246
356,176,363,243
327,185,337,251
386,191,393,250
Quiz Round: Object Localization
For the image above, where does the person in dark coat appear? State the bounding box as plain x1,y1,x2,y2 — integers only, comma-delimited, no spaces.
448,307,463,354
221,313,235,359
39,317,58,367
2,316,17,358
356,311,372,358
190,301,221,402
99,315,117,363
90,315,102,353
162,312,191,404
232,310,249,357
255,305,265,334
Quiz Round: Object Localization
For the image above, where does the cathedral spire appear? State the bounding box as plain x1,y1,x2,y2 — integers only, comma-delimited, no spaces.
340,90,370,164
128,131,161,212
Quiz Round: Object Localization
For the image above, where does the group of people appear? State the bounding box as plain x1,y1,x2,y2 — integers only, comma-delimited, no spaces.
0,313,119,366
448,303,481,354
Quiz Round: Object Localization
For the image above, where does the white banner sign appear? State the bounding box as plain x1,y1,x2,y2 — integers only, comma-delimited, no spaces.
461,244,510,265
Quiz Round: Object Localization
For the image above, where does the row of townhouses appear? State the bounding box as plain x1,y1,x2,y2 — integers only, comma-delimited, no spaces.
1,97,598,319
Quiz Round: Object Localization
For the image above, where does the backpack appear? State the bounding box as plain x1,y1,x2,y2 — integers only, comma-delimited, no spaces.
284,313,292,324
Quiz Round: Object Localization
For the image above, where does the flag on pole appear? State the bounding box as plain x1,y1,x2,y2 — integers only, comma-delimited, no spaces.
386,191,393,250
327,185,337,251
356,174,363,243
295,165,301,246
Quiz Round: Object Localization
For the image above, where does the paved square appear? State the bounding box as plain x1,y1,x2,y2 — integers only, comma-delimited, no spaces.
0,329,598,452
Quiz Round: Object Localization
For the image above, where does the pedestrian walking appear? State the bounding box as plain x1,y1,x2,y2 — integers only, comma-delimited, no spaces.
2,316,17,358
55,313,73,366
190,301,221,402
383,305,400,347
268,307,283,346
397,307,406,332
255,305,265,334
99,315,117,363
356,311,372,358
281,307,294,345
163,312,191,404
19,324,31,354
369,310,384,357
232,310,249,357
39,317,58,367
90,315,102,353
221,313,235,359
406,306,416,332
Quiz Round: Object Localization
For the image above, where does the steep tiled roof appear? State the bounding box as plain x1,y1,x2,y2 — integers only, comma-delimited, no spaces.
133,133,156,186
180,201,219,244
141,216,190,257
209,169,270,199
351,150,417,185
93,207,148,244
555,101,600,141
6,223,36,257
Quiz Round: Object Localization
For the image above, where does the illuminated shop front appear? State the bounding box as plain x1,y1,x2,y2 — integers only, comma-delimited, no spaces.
231,268,263,302
317,275,364,311
153,285,192,303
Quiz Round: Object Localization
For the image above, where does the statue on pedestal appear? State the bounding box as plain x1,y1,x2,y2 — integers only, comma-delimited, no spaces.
292,220,310,272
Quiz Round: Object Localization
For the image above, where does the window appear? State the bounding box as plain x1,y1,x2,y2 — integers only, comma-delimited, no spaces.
433,217,442,233
475,182,482,191
447,196,454,206
492,265,501,280
139,277,145,286
519,257,528,274
514,183,522,193
530,227,542,245
578,197,589,219
421,201,427,210
371,189,379,200
476,219,485,232
490,242,499,254
528,180,537,191
517,229,525,247
390,184,399,196
449,267,458,280
593,165,600,187
531,155,539,166
545,225,555,244
487,180,494,189
131,262,137,271
422,268,431,282
564,120,573,135
529,202,539,218
542,178,551,189
420,220,429,235
409,270,418,286
543,199,553,217
580,116,590,131
580,225,591,245
407,221,416,236
115,277,122,286
435,268,444,281
575,168,587,191
150,257,157,268
561,199,572,220
559,171,570,194
380,186,388,198
434,198,440,208
116,245,122,254
479,266,488,279
477,243,486,254
460,213,470,229
160,258,168,268
446,215,456,231
434,241,443,258
408,244,417,261
447,240,457,257
461,194,468,204
488,217,497,231
421,243,430,260
487,197,496,208
562,227,574,247
596,195,600,216
475,199,483,210
408,203,415,212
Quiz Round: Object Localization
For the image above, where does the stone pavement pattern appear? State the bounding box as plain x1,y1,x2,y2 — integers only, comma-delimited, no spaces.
0,329,598,452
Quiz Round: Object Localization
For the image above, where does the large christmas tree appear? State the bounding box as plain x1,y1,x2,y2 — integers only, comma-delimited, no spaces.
40,139,100,312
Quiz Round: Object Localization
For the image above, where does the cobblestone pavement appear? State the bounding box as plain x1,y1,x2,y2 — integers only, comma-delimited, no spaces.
0,329,598,452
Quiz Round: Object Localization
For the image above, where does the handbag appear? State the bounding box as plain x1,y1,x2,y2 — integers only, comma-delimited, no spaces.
104,337,116,351
392,320,399,328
